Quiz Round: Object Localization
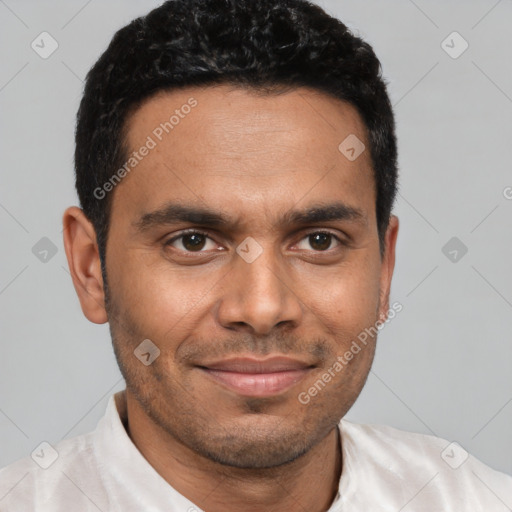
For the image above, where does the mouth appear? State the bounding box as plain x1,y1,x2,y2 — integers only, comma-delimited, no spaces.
197,356,315,398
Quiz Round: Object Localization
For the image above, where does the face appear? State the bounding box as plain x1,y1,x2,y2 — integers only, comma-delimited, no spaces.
100,85,398,469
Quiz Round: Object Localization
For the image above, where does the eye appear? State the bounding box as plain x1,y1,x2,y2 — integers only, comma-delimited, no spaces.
164,230,218,252
164,229,345,255
295,231,343,252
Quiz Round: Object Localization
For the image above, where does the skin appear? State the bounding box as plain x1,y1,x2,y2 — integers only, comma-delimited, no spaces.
63,84,399,512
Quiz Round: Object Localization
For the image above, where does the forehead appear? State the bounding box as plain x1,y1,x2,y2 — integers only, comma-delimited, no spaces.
114,85,375,228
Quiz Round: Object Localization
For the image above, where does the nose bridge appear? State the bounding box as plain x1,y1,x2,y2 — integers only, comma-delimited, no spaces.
242,242,285,296
215,238,303,334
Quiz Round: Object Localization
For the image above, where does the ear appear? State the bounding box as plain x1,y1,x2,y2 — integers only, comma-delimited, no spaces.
378,215,399,320
62,206,108,324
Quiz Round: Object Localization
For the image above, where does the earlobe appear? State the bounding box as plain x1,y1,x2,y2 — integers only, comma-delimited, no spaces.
378,215,399,319
62,206,108,324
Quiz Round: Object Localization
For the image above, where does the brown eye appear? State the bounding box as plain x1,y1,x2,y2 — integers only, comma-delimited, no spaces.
309,233,332,251
181,233,207,251
296,231,341,252
165,231,216,252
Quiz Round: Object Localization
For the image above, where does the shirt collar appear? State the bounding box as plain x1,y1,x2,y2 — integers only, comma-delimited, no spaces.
93,390,199,511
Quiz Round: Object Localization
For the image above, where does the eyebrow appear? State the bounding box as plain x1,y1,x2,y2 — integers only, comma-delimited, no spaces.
133,201,367,233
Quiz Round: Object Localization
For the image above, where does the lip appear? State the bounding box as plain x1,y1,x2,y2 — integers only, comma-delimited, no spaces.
198,356,314,397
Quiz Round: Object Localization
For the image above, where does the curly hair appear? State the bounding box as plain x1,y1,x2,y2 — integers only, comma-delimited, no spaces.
75,0,398,271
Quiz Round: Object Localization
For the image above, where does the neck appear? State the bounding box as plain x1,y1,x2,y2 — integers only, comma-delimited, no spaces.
122,391,342,512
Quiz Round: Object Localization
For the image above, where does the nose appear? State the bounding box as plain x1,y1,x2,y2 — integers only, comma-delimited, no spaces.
214,244,303,336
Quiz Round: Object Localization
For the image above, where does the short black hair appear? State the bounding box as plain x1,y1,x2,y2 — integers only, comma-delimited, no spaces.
75,0,398,272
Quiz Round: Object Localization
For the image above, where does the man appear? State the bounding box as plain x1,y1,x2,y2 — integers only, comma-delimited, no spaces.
1,0,510,510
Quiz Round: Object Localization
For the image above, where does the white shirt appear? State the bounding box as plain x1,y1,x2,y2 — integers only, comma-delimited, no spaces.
1,390,510,511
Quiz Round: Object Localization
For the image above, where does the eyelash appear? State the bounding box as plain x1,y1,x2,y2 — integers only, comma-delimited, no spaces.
163,229,346,254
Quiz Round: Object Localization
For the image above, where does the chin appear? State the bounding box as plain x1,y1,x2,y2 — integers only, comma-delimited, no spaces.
198,428,312,469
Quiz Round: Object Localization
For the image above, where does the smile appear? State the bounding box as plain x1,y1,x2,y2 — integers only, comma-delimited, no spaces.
198,356,314,398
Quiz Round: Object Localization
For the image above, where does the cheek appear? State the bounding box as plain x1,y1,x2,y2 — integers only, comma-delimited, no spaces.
109,253,218,339
306,254,382,334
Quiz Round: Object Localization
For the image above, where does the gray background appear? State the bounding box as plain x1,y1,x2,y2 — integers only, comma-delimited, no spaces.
0,0,511,476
